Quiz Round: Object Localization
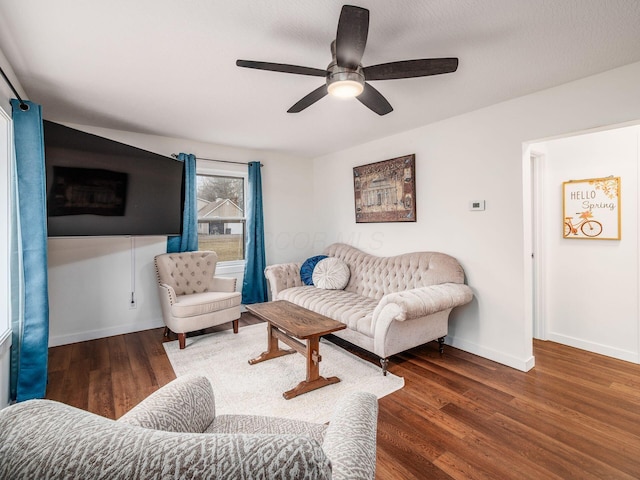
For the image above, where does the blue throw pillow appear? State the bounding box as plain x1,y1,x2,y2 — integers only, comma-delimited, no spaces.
300,255,328,286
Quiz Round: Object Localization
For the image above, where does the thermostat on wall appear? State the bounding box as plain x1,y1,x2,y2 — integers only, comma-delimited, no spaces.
469,200,485,211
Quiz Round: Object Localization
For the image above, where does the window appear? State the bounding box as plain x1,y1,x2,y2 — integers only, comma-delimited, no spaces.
196,173,246,262
0,106,11,344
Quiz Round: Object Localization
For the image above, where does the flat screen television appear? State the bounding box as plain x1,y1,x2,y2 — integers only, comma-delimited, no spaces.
44,120,184,237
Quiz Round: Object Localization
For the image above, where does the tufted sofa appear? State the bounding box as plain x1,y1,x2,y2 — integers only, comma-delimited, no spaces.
0,375,378,480
264,243,473,373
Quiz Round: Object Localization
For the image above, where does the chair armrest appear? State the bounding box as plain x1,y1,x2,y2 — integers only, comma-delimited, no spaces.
322,391,378,480
158,282,177,305
211,276,237,293
118,375,216,433
264,262,303,299
373,283,474,322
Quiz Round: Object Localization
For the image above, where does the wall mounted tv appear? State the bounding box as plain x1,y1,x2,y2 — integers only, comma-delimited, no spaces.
44,120,184,237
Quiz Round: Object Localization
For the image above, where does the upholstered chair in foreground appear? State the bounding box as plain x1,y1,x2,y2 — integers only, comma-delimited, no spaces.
154,251,241,349
0,375,379,479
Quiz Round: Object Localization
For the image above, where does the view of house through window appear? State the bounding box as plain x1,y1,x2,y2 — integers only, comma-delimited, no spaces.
196,174,245,262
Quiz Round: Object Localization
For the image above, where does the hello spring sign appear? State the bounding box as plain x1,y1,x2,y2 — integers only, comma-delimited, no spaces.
562,177,620,240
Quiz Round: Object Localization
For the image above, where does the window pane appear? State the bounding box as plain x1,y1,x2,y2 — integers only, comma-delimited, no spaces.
196,174,245,261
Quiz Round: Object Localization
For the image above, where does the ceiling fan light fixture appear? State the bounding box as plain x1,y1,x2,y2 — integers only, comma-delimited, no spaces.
326,63,365,98
328,79,364,98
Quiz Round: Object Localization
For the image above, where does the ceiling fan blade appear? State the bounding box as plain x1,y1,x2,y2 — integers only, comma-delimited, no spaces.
335,5,369,69
287,85,329,113
364,58,459,81
357,83,393,116
236,60,326,77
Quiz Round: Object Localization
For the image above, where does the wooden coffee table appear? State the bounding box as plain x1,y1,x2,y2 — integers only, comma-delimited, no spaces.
246,300,346,400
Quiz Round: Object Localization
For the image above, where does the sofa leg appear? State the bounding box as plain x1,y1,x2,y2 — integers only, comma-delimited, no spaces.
232,319,239,334
437,337,445,355
178,333,186,349
380,358,389,376
163,327,170,339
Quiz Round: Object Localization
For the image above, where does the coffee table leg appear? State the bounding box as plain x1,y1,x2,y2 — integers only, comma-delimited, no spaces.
283,336,340,400
248,322,295,365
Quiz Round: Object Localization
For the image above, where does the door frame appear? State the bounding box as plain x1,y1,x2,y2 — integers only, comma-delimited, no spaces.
528,149,546,340
522,143,544,365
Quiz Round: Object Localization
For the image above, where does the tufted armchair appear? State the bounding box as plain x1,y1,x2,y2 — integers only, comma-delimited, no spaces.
154,251,241,349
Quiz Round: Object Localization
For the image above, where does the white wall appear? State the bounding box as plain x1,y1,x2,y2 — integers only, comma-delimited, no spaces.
312,61,640,371
47,236,168,345
536,126,639,362
47,125,315,346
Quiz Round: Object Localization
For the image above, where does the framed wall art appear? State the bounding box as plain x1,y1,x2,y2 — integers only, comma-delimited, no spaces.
562,176,620,240
353,154,416,223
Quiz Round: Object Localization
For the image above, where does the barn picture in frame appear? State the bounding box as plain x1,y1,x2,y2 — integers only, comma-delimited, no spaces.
353,154,416,223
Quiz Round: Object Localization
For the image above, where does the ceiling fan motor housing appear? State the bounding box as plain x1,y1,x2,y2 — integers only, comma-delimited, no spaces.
326,61,365,95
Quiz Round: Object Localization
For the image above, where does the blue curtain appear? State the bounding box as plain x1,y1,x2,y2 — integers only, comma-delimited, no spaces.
242,161,268,304
167,152,198,253
10,99,49,401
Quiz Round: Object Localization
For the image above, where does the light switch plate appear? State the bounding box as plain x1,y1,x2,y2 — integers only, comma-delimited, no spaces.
469,200,485,211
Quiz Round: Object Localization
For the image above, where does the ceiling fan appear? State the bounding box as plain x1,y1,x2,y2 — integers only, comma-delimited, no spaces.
236,4,458,116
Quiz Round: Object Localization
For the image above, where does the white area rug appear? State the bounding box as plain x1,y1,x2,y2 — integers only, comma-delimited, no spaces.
164,323,404,423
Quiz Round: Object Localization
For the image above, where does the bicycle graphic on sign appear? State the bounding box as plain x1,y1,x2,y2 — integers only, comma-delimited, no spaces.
563,211,603,238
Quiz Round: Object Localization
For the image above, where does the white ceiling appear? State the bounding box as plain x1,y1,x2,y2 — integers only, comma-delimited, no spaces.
1,0,639,158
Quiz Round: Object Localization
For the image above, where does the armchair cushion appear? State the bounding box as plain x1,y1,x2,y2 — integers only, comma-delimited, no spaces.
208,415,328,444
171,291,241,318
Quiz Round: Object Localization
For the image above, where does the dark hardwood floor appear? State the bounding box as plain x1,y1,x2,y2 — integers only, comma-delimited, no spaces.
47,313,640,479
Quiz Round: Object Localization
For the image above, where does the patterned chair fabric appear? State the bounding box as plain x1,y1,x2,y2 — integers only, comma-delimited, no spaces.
154,251,242,348
0,375,378,480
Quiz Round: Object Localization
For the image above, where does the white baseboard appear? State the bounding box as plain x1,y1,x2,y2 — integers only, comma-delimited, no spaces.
546,332,639,364
49,306,250,347
447,335,536,372
48,318,165,347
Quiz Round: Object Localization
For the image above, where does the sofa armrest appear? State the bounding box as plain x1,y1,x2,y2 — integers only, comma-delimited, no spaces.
211,276,237,293
264,262,303,299
322,392,378,480
118,375,216,433
373,283,474,322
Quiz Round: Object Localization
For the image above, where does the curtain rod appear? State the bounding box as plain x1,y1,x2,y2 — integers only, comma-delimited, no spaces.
171,154,263,167
0,65,29,111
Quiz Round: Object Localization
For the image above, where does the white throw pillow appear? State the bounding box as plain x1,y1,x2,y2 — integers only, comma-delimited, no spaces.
312,257,350,290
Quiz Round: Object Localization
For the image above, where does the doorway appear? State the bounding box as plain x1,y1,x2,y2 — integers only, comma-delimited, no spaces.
524,123,640,364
